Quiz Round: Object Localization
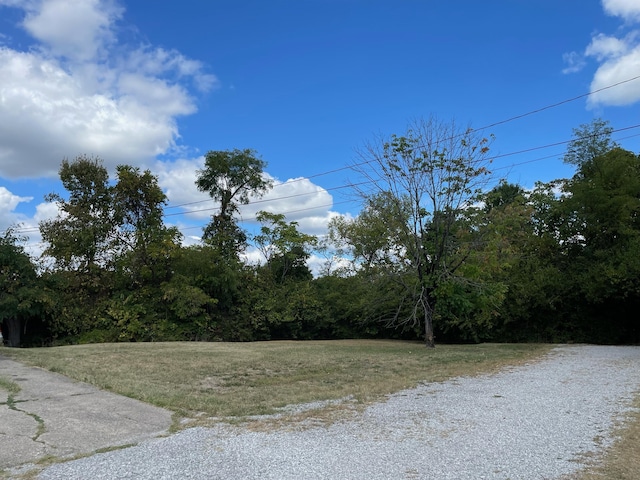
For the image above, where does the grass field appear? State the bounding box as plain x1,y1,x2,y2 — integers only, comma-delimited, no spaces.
1,340,549,419
2,340,637,479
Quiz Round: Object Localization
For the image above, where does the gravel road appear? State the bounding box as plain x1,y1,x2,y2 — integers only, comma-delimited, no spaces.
37,345,640,479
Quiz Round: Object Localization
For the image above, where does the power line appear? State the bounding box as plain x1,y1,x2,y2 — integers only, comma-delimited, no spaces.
167,124,640,235
490,123,640,161
160,74,640,211
12,123,640,237
164,181,369,215
162,122,640,220
10,76,640,236
479,74,640,131
176,200,355,232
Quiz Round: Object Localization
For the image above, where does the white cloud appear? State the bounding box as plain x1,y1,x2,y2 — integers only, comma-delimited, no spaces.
603,0,640,22
155,158,342,239
22,0,123,61
241,176,333,223
123,46,218,93
33,200,60,223
240,245,263,267
562,51,586,74
154,157,209,210
0,0,216,179
588,46,640,106
585,33,629,61
566,1,640,108
0,185,61,259
0,186,32,229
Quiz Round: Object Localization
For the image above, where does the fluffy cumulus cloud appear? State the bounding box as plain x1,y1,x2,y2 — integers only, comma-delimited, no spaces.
21,0,123,61
0,186,32,228
0,184,60,258
241,176,334,225
602,0,640,21
0,0,216,179
155,158,343,240
563,0,640,107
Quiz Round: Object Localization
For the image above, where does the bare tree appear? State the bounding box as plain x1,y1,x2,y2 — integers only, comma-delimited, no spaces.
343,116,494,346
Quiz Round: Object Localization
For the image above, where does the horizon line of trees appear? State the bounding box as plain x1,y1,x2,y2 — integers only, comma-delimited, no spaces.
1,118,638,347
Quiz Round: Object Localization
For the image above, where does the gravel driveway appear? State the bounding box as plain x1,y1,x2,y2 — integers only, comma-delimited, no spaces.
37,345,640,479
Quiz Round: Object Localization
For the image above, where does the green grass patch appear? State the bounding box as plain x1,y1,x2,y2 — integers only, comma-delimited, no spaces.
0,376,21,395
1,340,550,419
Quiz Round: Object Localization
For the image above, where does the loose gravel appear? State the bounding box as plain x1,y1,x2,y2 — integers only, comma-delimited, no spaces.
37,345,640,479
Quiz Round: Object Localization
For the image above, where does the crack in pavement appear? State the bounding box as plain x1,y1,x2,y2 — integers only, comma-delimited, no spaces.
3,391,47,443
1,355,174,473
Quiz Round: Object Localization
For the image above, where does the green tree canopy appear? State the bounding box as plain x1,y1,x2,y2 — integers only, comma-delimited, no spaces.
112,165,181,287
40,155,115,272
254,211,317,283
342,116,495,346
563,118,618,169
0,227,49,346
196,149,272,257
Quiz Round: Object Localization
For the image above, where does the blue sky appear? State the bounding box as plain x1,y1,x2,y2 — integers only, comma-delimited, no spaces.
1,0,640,263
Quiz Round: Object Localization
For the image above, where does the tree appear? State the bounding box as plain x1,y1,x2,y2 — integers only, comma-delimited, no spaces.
558,147,640,342
254,211,317,283
39,158,184,341
475,182,568,341
112,165,181,287
0,228,49,347
247,212,320,339
38,156,117,338
195,149,272,258
329,192,411,276
563,118,618,168
342,116,494,346
483,180,526,212
40,155,115,272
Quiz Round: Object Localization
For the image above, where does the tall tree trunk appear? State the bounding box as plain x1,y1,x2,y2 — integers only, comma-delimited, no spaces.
424,314,435,347
422,287,435,348
4,317,22,348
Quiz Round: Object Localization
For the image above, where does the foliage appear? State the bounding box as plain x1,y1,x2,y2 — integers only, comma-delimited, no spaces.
40,156,115,272
0,227,51,346
340,116,495,346
557,147,640,342
254,211,317,283
563,118,618,168
13,118,640,347
195,149,272,257
112,165,182,288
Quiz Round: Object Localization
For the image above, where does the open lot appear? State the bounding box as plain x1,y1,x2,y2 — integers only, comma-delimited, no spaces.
1,341,550,419
2,341,639,478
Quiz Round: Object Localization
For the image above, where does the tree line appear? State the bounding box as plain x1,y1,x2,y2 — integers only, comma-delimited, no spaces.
1,118,638,347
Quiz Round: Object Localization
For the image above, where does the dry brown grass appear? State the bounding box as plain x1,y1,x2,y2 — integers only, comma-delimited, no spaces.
1,340,549,422
4,340,638,477
563,393,640,480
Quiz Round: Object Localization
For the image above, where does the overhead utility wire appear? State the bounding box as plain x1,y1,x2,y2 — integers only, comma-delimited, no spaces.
297,74,640,181
163,123,640,220
12,77,640,235
176,200,355,232
479,74,640,131
163,73,640,212
266,75,640,184
12,123,640,237
167,124,640,234
163,181,370,218
489,123,640,161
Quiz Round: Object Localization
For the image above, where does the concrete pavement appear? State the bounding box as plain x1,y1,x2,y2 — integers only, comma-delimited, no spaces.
0,354,173,474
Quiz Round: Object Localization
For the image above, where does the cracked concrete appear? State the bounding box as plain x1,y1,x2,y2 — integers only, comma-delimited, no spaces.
0,355,173,472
